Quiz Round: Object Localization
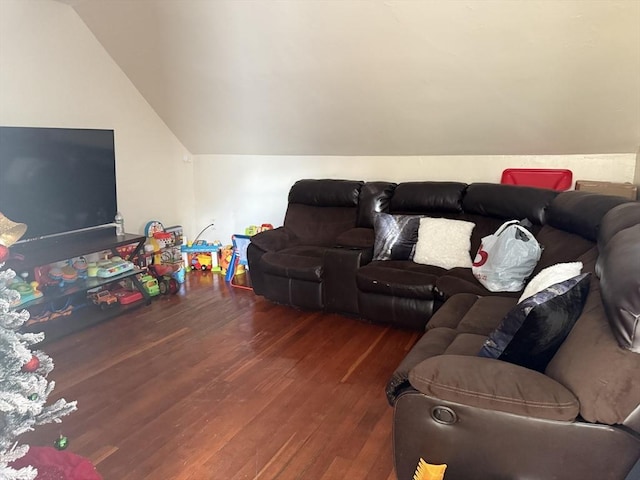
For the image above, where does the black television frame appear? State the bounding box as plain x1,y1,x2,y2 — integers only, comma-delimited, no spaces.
0,126,118,244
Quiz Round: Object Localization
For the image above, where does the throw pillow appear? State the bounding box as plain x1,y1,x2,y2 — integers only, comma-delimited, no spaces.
478,273,591,372
372,213,421,261
518,262,583,303
413,217,475,270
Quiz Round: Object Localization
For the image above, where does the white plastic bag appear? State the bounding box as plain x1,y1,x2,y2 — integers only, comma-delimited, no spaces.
472,220,542,292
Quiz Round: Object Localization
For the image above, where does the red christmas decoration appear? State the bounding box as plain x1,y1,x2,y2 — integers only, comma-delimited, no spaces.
11,446,103,480
0,244,8,262
22,355,40,373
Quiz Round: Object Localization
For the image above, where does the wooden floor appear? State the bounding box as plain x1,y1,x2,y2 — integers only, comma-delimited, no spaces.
24,272,418,479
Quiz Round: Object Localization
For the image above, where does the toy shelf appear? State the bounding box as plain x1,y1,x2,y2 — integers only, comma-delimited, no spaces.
17,267,146,310
22,300,144,344
7,230,146,271
6,229,149,341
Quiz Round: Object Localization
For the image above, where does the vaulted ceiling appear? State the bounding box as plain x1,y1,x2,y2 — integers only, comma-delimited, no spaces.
65,0,639,156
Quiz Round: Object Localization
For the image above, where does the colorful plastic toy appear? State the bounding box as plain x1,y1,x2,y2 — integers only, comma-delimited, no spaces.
89,290,118,310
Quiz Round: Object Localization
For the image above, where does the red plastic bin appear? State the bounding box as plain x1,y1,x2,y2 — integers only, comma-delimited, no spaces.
500,168,573,191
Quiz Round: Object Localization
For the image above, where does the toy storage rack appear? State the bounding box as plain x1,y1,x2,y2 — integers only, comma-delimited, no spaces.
7,230,149,343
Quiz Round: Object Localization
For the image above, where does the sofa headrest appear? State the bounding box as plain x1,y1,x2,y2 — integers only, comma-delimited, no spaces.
389,182,466,214
462,183,558,225
546,191,632,241
288,179,363,207
357,181,397,228
598,201,640,246
598,223,640,352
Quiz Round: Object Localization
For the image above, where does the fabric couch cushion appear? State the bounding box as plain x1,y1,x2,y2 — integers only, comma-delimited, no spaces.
531,225,595,274
408,355,580,421
385,294,515,405
372,213,420,261
414,218,475,269
479,273,591,372
546,277,640,425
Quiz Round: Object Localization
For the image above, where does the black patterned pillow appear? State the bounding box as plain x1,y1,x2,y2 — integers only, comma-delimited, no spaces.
478,273,591,372
372,213,420,261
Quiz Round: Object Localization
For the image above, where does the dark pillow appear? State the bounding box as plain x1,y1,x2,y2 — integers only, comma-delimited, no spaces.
372,213,420,261
478,273,591,372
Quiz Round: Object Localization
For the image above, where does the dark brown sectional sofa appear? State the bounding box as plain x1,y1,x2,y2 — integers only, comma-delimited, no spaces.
247,179,640,480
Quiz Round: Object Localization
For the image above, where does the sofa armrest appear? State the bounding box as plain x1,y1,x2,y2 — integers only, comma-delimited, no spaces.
335,227,374,249
408,355,579,421
249,227,299,253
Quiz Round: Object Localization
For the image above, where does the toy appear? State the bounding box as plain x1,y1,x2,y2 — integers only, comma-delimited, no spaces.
147,263,180,295
111,288,143,305
218,245,234,275
89,290,118,310
190,252,213,271
225,234,252,290
139,274,160,297
8,279,43,307
182,239,221,272
96,257,135,278
412,458,447,480
245,224,274,236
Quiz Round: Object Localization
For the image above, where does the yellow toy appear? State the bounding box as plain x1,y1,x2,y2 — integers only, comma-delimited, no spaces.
218,245,234,275
413,458,447,480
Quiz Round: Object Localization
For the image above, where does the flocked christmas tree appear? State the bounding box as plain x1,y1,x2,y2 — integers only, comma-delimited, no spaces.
0,213,77,480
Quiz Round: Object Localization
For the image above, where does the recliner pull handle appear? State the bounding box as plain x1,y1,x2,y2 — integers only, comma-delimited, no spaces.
431,406,457,425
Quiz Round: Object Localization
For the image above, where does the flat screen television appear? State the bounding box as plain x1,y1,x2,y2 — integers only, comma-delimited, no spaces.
0,126,118,243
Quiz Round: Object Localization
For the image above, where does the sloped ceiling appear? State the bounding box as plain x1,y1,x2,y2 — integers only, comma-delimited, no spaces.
66,0,639,156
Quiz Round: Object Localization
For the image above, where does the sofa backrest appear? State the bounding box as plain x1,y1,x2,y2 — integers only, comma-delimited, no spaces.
544,200,640,429
356,181,397,228
388,182,467,215
284,179,363,246
462,183,558,225
546,191,631,241
597,202,640,353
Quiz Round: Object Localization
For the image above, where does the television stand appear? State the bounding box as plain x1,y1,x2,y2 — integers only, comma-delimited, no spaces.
6,230,148,343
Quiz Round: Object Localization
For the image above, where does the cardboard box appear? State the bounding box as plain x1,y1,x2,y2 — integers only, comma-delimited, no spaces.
575,180,638,200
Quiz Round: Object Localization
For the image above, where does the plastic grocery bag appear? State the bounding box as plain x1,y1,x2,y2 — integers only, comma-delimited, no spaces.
472,220,542,292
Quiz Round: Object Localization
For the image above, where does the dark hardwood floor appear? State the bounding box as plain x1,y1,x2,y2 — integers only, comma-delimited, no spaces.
24,272,418,479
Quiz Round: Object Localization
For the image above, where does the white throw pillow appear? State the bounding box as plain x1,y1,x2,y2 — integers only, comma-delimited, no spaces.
413,217,475,270
518,262,583,303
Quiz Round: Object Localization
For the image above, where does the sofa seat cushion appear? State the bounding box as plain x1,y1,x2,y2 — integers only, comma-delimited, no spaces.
356,260,443,299
435,268,521,299
261,245,327,282
386,294,516,404
408,355,580,421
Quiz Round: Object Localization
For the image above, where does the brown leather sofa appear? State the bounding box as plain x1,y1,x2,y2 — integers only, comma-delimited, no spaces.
248,179,640,479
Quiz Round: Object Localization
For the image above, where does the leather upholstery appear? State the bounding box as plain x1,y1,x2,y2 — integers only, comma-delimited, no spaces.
462,182,558,225
388,181,466,214
288,179,363,206
248,179,640,480
393,392,640,480
356,181,396,228
546,190,631,241
598,224,640,352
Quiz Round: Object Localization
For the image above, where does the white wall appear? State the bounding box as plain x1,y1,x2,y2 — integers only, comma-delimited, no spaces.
0,0,196,237
194,154,636,242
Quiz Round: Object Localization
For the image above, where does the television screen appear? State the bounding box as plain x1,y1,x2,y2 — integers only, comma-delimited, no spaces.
0,126,118,243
